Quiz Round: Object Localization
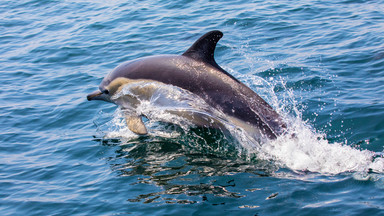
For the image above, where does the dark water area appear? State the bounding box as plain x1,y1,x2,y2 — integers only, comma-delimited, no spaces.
1,0,384,215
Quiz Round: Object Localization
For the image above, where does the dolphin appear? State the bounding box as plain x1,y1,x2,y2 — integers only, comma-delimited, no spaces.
87,30,286,139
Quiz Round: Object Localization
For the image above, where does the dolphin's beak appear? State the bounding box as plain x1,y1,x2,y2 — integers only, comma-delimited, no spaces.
87,90,103,101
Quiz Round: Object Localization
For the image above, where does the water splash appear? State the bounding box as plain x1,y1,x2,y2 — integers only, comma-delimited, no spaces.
260,120,384,174
238,74,384,175
99,75,384,176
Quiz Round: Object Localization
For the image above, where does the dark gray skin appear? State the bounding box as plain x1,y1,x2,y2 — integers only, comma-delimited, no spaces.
87,30,286,139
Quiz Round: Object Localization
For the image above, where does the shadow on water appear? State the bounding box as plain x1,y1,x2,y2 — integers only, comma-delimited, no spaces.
94,125,277,204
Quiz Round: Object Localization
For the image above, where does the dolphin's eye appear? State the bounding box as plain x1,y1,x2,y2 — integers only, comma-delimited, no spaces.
103,89,109,94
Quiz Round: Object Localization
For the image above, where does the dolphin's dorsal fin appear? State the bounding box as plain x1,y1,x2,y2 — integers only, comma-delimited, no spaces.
182,30,240,83
182,30,224,70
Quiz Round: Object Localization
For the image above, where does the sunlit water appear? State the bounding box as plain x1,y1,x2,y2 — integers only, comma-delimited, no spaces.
1,0,384,215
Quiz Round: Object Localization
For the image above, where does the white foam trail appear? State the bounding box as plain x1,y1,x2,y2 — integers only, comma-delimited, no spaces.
259,120,383,174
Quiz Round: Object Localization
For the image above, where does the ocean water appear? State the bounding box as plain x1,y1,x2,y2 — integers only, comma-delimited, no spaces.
1,0,384,215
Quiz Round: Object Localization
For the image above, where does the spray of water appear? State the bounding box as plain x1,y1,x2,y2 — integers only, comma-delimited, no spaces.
237,71,384,175
99,73,384,176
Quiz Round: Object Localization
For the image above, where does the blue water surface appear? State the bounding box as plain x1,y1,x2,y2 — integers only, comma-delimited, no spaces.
1,0,384,215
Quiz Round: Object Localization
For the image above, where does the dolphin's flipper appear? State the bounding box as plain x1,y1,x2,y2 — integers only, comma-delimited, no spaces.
125,115,148,135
